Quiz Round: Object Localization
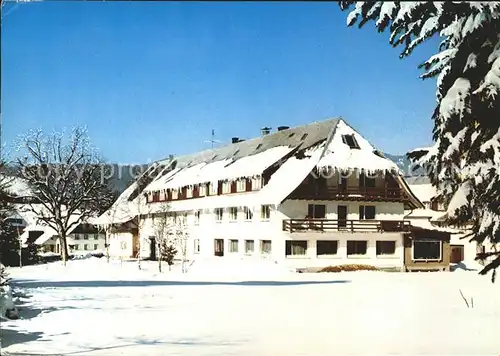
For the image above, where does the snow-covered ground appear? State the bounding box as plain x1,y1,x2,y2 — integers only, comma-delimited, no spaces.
1,258,500,355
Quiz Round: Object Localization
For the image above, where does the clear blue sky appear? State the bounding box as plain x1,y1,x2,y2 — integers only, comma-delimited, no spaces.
3,1,439,164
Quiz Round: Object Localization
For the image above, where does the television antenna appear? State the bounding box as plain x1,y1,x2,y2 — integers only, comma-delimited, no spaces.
203,129,221,148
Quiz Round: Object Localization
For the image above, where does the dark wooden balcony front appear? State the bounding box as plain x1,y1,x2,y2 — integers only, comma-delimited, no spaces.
282,219,411,233
288,186,406,201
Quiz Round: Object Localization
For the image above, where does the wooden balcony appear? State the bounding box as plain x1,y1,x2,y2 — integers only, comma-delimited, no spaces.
282,219,411,233
288,186,406,201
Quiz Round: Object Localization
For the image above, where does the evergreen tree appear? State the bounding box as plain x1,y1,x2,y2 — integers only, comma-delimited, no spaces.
339,1,500,280
0,171,21,267
161,242,177,271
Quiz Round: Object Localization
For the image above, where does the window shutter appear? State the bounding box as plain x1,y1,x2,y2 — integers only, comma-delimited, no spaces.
359,172,365,187
308,204,314,218
359,205,365,219
246,179,252,191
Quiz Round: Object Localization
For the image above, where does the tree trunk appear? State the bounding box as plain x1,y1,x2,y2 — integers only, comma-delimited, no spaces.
105,230,110,263
158,244,162,273
60,234,69,266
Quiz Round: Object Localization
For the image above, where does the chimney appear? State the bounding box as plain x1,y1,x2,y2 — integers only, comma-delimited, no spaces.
261,127,272,136
231,137,240,144
277,126,290,132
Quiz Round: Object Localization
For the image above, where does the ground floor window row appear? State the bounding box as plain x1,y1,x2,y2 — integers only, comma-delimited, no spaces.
286,240,397,257
48,244,101,253
196,239,402,258
196,238,273,256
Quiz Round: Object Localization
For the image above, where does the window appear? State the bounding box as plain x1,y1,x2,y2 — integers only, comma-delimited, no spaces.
172,212,178,223
222,182,231,194
94,234,99,240
245,240,254,253
194,239,200,254
181,212,188,225
74,234,80,240
300,133,308,141
73,245,79,250
252,176,262,190
229,239,239,253
359,173,376,188
308,204,326,218
347,241,367,256
286,240,307,256
194,210,201,225
229,207,238,221
413,240,442,261
236,179,246,192
376,241,396,255
186,186,193,198
83,234,89,240
214,208,223,221
261,205,271,220
172,189,179,200
260,240,272,254
120,241,127,250
359,205,376,220
317,241,338,256
93,244,98,250
244,206,253,220
199,184,207,197
84,244,89,251
342,134,360,149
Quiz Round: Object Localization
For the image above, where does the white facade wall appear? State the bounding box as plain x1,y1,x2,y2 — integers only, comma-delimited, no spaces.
41,233,106,255
108,232,135,258
68,233,106,254
137,199,407,269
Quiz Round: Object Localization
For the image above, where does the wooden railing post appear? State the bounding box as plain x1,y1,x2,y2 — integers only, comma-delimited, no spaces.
350,220,354,232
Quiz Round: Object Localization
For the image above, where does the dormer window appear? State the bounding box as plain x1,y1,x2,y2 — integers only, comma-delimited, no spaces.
255,144,262,151
300,133,308,141
342,134,360,149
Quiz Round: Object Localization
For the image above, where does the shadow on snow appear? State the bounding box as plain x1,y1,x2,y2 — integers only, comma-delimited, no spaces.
12,279,350,289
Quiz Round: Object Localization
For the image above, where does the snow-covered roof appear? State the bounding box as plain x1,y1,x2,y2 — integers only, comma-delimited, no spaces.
410,219,464,234
407,183,437,203
404,208,446,220
100,117,424,219
1,175,32,198
316,120,400,173
15,204,82,245
404,175,431,185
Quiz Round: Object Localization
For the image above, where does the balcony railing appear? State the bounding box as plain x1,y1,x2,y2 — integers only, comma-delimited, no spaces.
282,219,411,233
289,186,405,200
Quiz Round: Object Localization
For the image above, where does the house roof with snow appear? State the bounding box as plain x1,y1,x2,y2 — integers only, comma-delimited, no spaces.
405,175,438,204
97,117,423,223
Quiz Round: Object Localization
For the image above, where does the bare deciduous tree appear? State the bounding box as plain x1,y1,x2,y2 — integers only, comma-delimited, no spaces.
16,127,115,265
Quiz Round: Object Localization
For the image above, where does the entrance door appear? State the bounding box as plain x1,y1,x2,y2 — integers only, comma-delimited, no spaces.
337,205,347,230
214,239,224,257
450,245,464,263
149,237,157,261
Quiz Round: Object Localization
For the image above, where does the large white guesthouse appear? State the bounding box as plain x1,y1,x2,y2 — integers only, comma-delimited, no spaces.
98,118,427,270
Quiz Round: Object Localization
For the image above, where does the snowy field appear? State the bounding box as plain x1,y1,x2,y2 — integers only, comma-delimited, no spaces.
1,258,500,356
